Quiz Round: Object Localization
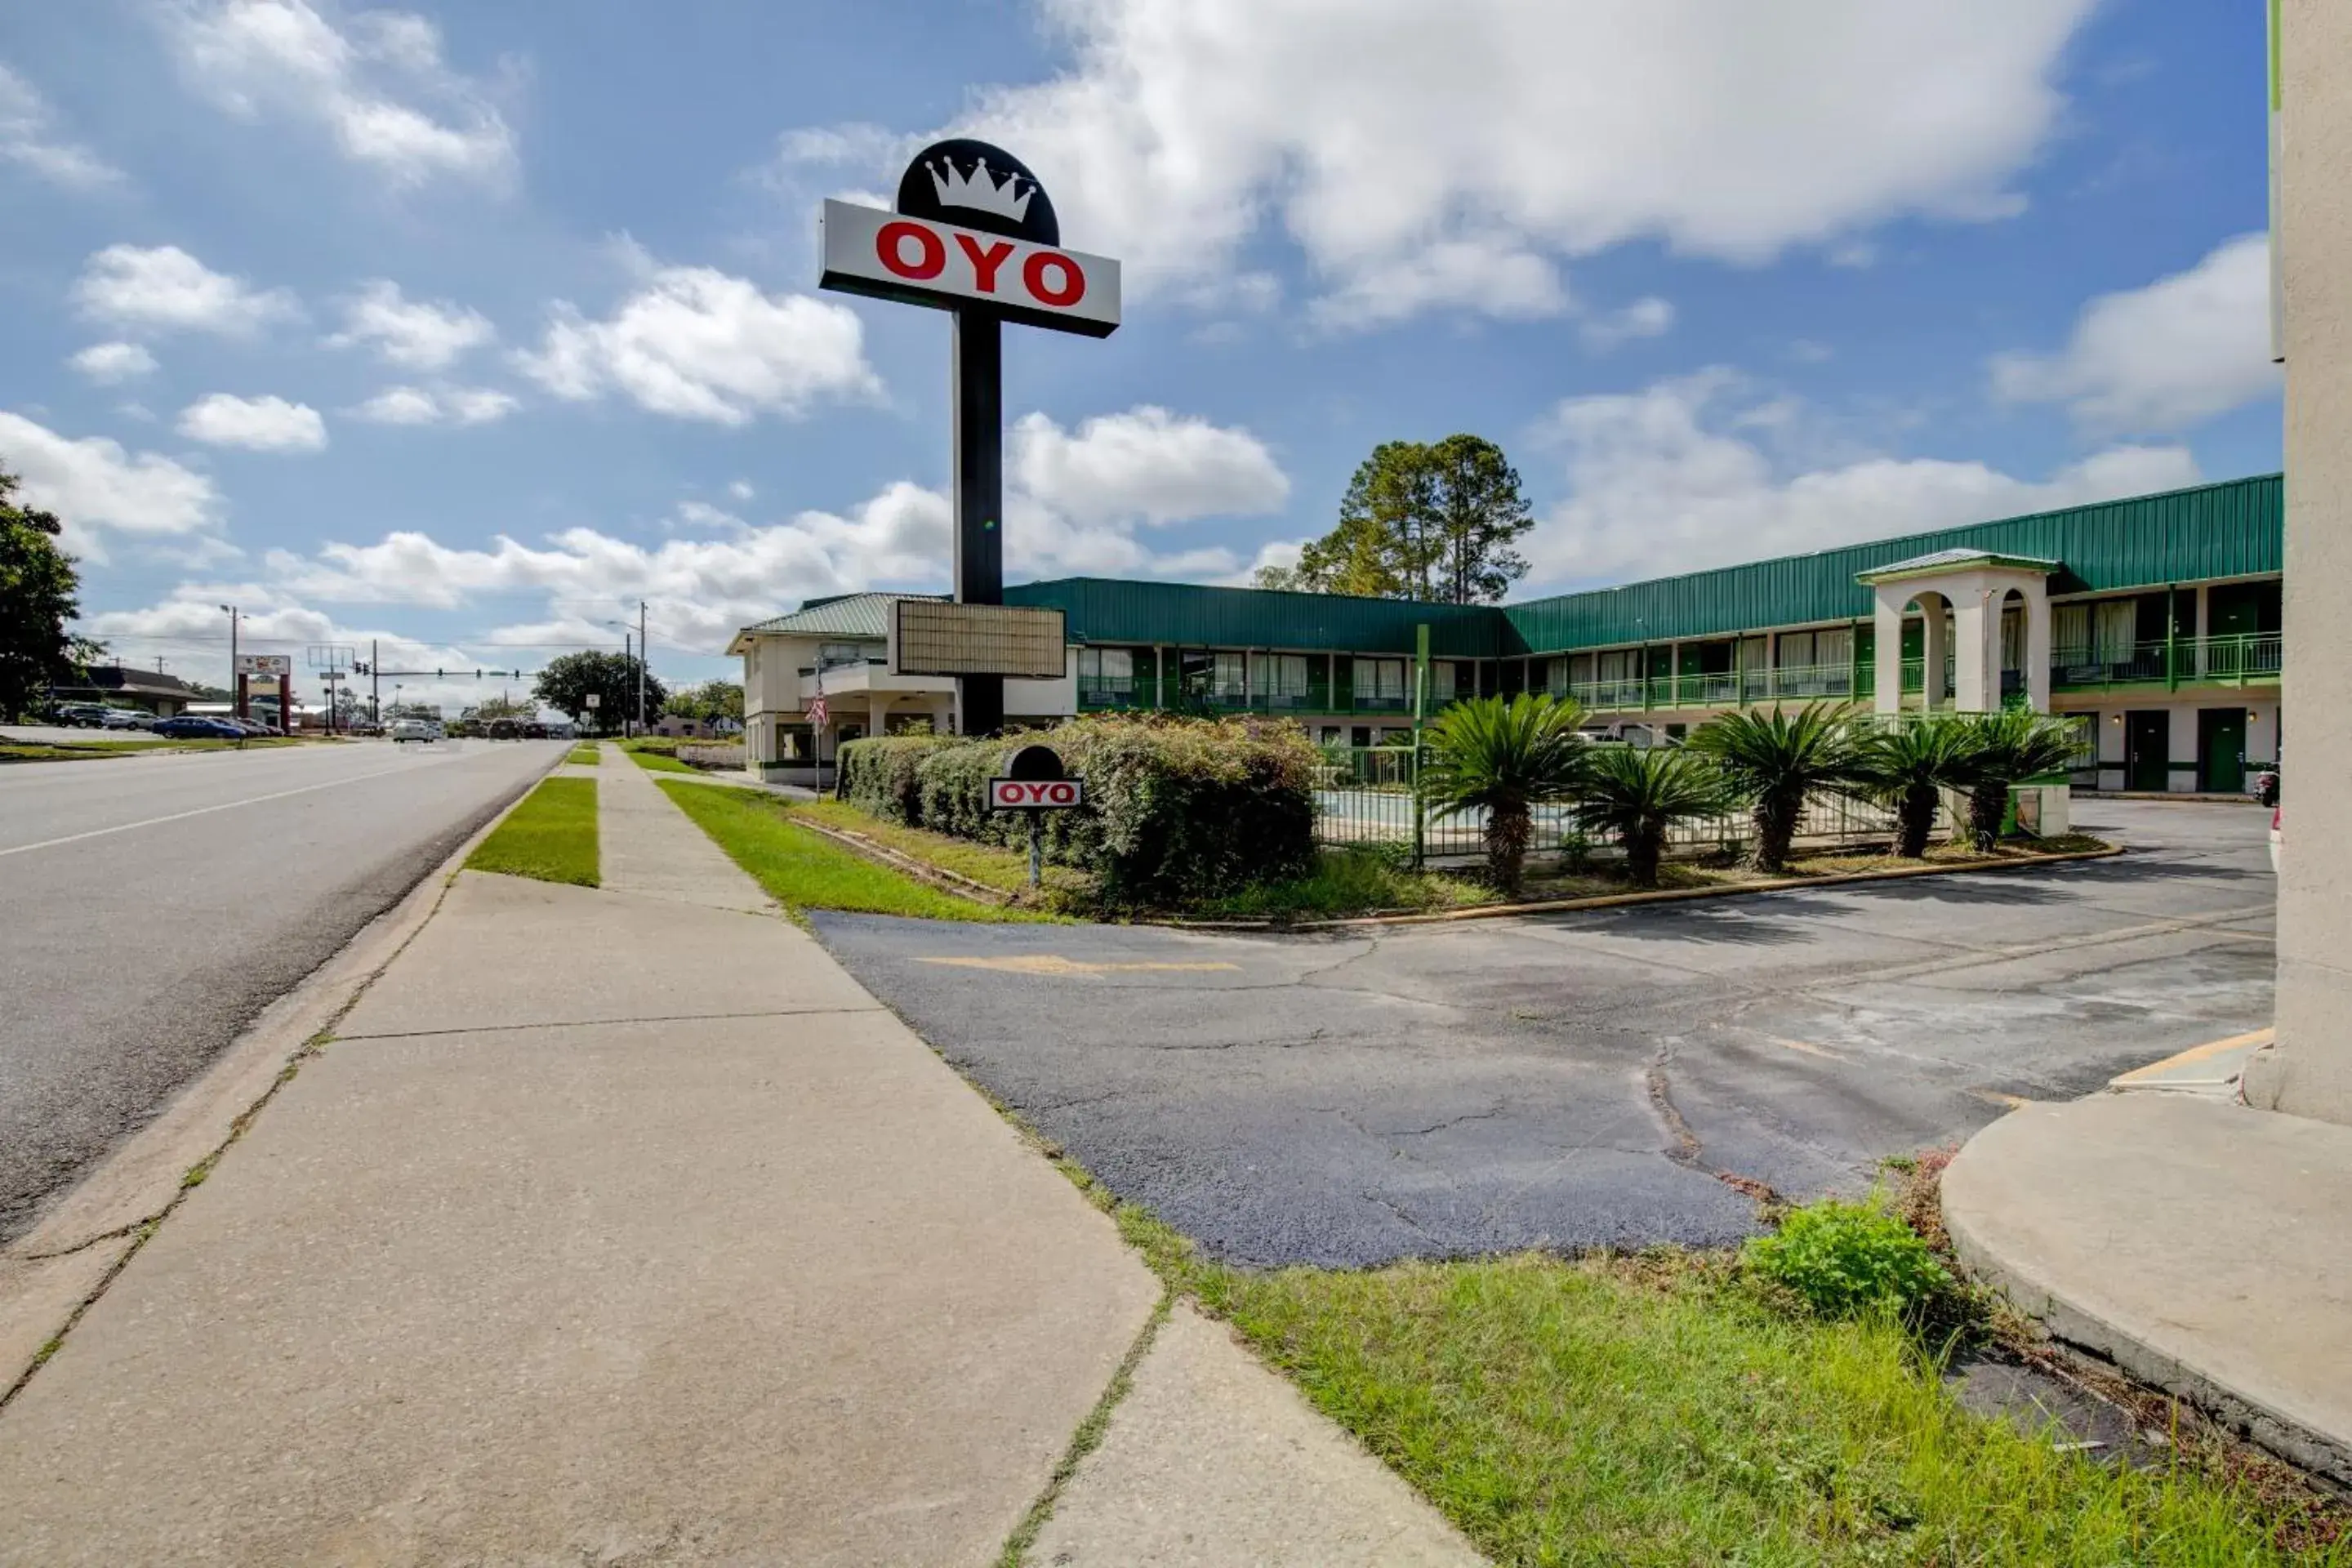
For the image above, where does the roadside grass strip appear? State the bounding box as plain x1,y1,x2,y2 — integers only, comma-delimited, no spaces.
1099,1223,2343,1567
0,737,301,763
567,746,599,765
657,779,1045,921
626,746,697,774
464,777,599,887
794,798,1090,906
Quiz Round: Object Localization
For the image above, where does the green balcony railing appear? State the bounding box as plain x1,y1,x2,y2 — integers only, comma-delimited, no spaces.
2050,633,2281,693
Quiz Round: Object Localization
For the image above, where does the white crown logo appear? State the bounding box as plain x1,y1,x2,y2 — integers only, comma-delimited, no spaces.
927,158,1032,223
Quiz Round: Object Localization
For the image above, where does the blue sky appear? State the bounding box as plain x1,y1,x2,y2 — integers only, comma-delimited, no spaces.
0,0,2280,710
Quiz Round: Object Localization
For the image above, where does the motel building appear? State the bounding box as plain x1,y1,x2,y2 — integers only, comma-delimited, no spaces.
730,473,2283,795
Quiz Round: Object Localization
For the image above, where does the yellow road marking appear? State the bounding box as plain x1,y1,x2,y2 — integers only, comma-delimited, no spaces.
2110,1027,2274,1085
1765,1036,1846,1060
1969,1089,2038,1110
915,955,1242,976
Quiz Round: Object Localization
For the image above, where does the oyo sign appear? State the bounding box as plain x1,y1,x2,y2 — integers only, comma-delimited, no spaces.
988,777,1084,811
821,199,1120,338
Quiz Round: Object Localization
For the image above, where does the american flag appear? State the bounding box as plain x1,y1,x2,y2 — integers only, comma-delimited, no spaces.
807,667,826,733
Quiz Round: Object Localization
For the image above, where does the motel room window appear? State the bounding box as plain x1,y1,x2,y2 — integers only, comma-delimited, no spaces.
1778,631,1815,669
1249,651,1310,700
1815,628,1852,670
1318,725,1343,746
1359,658,1407,702
816,641,866,671
1214,651,1249,697
1078,647,1133,689
2094,599,2138,662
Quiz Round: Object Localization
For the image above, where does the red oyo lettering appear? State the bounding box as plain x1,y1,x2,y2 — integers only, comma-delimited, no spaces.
1022,251,1085,308
876,220,946,280
955,233,1016,293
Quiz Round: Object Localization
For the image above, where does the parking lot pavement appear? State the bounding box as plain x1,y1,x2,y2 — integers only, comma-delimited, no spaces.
811,798,2274,1267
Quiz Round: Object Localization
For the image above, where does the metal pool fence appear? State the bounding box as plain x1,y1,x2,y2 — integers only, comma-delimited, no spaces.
1311,745,1945,866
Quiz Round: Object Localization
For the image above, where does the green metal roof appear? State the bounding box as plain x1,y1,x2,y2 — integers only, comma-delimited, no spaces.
1003,577,1505,657
1854,547,2059,582
738,592,941,639
1503,473,2280,653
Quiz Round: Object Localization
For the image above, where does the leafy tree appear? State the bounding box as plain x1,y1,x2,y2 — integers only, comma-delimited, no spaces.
0,466,103,720
1425,434,1535,604
1256,435,1533,604
1573,744,1730,888
534,651,666,735
1688,702,1866,872
1419,693,1588,894
1854,716,1979,858
665,679,744,728
1953,707,2080,848
474,693,537,722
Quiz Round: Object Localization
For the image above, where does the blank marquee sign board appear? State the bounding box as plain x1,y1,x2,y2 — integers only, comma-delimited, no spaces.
890,600,1067,680
819,139,1121,735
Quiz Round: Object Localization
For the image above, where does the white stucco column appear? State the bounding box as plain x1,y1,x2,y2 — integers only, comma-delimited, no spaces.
870,693,887,741
1951,584,1998,712
1871,586,1907,715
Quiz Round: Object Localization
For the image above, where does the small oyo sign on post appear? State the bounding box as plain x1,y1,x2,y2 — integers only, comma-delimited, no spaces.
988,744,1083,889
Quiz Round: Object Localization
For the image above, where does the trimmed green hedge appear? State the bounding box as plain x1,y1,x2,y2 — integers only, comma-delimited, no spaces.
837,733,959,823
837,715,1317,906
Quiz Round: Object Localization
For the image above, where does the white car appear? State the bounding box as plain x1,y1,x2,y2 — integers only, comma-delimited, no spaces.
390,718,436,744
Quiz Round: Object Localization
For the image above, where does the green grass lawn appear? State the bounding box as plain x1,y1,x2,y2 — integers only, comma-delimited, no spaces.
658,779,1044,920
1097,1214,2345,1568
627,746,697,773
794,797,1092,906
465,777,599,886
567,746,599,764
0,736,301,763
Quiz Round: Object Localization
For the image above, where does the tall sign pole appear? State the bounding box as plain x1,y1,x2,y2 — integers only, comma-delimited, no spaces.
820,139,1120,737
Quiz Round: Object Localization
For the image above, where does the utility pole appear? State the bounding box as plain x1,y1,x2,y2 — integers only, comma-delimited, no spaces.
219,604,240,719
638,599,648,737
371,639,380,723
621,630,632,739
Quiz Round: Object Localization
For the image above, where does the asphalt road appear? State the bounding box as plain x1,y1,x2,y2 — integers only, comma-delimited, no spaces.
813,800,2275,1267
0,738,564,1241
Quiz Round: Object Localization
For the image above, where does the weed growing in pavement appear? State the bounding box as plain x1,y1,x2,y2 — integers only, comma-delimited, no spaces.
1743,1194,1953,1321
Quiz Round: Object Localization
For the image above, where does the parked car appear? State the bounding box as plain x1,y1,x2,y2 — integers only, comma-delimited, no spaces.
51,702,114,728
99,708,154,729
390,717,436,744
487,718,521,740
152,715,247,740
231,716,274,736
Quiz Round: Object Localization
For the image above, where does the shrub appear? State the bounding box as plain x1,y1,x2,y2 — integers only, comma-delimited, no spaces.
893,715,1316,906
1418,693,1588,896
1742,1196,1951,1319
838,733,958,824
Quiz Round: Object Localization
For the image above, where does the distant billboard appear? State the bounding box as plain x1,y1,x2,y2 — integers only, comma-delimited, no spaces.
889,601,1067,679
234,653,292,677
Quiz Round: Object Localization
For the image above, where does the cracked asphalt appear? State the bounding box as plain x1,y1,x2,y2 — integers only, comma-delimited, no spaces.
809,800,2274,1267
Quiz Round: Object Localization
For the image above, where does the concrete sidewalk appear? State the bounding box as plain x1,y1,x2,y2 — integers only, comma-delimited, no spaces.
0,761,1485,1565
1944,1094,2352,1486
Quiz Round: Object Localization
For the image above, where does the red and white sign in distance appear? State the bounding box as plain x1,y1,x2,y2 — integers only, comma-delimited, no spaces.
987,777,1085,811
820,199,1120,338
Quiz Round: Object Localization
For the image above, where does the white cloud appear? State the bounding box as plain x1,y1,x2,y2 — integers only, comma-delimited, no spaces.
163,0,515,187
515,263,878,425
177,392,328,452
1307,240,1568,332
1524,368,2202,586
256,403,1288,649
0,410,220,558
1010,406,1290,528
329,278,494,368
728,479,755,501
73,244,301,336
351,384,516,425
791,0,2093,324
1581,296,1676,352
1989,233,2279,434
0,61,125,189
68,341,160,384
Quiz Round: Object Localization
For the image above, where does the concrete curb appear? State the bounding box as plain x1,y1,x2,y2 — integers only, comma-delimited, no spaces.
0,747,566,1405
1193,841,2126,933
1943,1099,2352,1490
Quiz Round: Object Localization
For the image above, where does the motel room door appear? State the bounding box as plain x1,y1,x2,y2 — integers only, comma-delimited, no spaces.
2198,708,2247,795
2124,710,2170,793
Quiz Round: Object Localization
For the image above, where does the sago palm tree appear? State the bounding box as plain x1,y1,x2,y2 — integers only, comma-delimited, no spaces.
1854,716,1980,858
1687,701,1866,873
1572,744,1731,888
1954,706,2081,849
1419,693,1588,895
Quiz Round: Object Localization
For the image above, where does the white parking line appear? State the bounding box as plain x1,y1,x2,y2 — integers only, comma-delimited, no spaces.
0,756,458,859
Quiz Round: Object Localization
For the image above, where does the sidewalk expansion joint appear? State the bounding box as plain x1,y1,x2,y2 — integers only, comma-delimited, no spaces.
332,1004,883,1041
995,1287,1174,1568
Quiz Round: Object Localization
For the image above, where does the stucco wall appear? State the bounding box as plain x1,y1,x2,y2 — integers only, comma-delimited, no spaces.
2250,0,2352,1122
